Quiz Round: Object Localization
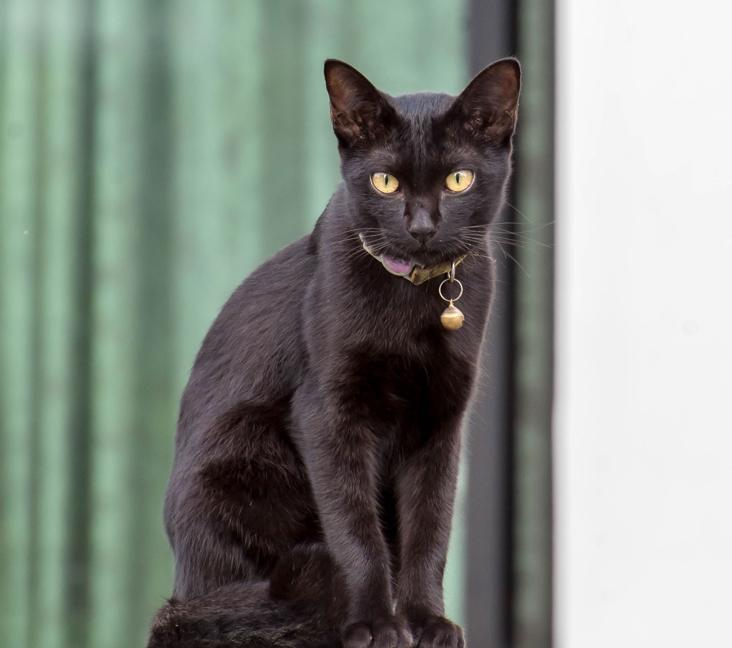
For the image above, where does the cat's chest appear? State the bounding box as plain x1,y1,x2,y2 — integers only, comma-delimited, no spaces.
337,338,476,433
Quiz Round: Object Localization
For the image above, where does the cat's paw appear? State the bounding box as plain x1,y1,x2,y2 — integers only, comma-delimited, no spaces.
412,616,464,648
343,616,414,648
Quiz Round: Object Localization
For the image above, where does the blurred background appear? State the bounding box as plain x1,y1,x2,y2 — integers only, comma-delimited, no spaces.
1,1,730,648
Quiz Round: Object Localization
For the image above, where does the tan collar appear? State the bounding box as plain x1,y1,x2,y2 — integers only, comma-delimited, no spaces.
358,234,466,286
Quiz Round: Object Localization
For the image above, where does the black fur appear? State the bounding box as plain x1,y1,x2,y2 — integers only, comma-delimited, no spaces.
148,58,520,648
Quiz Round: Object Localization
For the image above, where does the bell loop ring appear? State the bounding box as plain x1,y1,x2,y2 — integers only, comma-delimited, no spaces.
448,261,457,282
439,277,463,303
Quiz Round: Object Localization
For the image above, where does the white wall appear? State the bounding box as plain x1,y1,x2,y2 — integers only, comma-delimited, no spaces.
555,2,732,647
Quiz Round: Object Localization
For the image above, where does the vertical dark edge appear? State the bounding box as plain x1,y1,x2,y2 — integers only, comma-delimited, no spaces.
28,5,49,645
66,1,96,645
548,5,556,630
512,0,556,645
132,0,174,639
465,1,517,647
549,6,556,636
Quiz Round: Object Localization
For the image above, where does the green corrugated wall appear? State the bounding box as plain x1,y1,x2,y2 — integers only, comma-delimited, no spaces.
0,2,468,646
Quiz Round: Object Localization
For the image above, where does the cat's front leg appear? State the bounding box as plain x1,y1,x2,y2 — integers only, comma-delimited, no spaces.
395,424,465,648
292,381,413,648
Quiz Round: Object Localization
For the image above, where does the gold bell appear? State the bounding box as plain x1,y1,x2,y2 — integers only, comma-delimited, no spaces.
440,300,465,330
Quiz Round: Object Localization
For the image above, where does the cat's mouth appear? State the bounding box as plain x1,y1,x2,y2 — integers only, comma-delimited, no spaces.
380,255,417,277
359,234,421,277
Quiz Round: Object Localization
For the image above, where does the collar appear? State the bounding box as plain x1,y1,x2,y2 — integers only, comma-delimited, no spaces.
358,233,466,286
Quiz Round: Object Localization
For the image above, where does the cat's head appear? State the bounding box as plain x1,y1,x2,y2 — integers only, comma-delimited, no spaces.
325,58,520,275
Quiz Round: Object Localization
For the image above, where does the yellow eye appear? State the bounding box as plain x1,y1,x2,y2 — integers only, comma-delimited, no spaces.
371,172,400,195
445,170,474,193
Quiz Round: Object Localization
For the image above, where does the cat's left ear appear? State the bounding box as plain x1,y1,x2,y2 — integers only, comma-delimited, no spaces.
324,59,400,148
449,58,521,146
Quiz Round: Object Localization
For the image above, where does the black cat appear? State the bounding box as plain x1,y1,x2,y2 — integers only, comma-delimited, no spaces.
148,57,520,648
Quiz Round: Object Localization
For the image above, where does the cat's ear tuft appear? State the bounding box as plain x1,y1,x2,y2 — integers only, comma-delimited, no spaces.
450,57,521,146
324,59,399,148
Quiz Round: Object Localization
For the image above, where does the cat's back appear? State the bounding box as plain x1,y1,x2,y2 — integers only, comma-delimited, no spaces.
177,234,316,442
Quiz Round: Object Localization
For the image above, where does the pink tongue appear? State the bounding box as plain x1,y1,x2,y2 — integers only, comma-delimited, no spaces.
381,255,413,276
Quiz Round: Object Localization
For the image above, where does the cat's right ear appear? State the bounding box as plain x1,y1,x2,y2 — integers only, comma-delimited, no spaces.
324,60,399,148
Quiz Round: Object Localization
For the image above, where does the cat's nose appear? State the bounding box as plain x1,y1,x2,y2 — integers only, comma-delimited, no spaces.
407,208,437,244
